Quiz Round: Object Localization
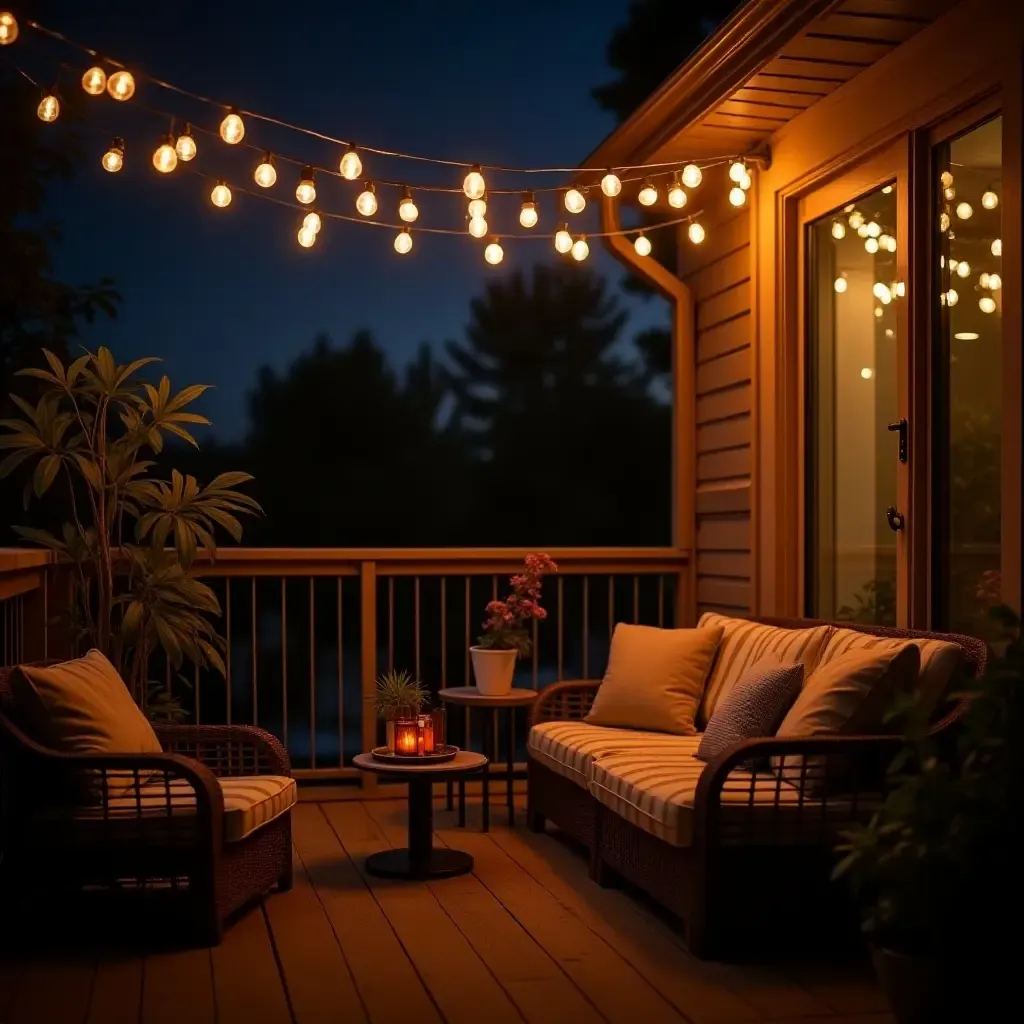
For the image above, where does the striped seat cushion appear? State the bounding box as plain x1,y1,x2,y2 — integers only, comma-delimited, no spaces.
697,614,831,726
527,721,701,788
588,747,862,848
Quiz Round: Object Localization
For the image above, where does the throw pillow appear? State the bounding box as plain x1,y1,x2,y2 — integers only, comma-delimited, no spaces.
585,623,723,735
696,657,803,763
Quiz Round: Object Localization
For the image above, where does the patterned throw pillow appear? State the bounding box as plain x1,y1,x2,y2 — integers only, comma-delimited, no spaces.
696,657,803,764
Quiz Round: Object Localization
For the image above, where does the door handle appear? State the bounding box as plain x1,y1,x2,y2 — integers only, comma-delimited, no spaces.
887,418,908,463
886,505,905,532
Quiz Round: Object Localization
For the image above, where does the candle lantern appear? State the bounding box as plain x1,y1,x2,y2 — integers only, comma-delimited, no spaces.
393,718,419,756
416,714,435,755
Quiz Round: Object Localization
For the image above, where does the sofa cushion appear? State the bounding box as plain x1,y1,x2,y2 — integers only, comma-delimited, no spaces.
527,720,701,787
697,614,830,725
696,657,803,764
584,623,723,735
818,627,965,720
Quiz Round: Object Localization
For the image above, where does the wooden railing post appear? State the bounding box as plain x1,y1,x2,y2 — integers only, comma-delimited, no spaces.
360,560,378,792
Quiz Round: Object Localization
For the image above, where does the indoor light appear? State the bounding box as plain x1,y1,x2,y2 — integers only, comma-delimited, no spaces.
634,233,651,257
865,238,879,254
254,154,277,188
399,187,419,223
468,216,488,239
554,224,572,253
339,146,362,180
210,181,232,208
979,296,997,313
564,188,586,214
638,179,658,206
463,165,486,200
681,163,702,189
955,201,973,220
667,172,687,209
297,224,316,248
468,197,487,219
37,92,60,123
152,135,177,173
832,220,846,239
175,124,197,162
220,109,244,144
296,168,316,205
356,183,377,216
991,238,1002,257
956,261,971,279
303,211,322,234
484,238,504,265
601,170,622,197
571,236,589,261
728,186,746,207
107,69,135,101
0,11,18,45
394,227,412,254
982,190,999,210
739,170,752,190
102,137,125,173
688,222,705,244
988,273,1002,290
82,65,106,95
834,277,848,293
519,192,538,228
728,160,746,183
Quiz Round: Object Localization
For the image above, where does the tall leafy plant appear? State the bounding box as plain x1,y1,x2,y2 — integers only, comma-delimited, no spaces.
0,348,260,711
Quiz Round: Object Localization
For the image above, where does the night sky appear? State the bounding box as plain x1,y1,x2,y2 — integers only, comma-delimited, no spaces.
24,0,669,439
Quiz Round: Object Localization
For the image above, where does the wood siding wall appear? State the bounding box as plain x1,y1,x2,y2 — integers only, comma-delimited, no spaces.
680,210,753,617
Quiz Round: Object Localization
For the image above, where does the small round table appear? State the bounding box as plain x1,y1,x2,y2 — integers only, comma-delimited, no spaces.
437,687,538,831
352,750,488,880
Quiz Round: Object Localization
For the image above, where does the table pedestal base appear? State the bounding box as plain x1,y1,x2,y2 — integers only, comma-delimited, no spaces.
365,847,473,880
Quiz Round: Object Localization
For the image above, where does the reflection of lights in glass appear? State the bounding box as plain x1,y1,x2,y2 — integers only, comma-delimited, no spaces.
873,282,892,303
956,261,971,279
955,201,973,219
874,307,883,318
834,277,848,293
991,238,1002,256
832,220,846,239
857,224,870,238
940,170,953,189
946,289,959,306
848,211,864,229
885,329,894,338
982,190,998,209
979,296,997,313
866,221,881,238
954,332,980,341
988,273,1002,290
861,367,873,379
865,238,879,254
939,212,950,232
882,185,892,194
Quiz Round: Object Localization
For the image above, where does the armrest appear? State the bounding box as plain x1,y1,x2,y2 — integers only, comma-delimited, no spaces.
155,724,291,777
530,680,602,726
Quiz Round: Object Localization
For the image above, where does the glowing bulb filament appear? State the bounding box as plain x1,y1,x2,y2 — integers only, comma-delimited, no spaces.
463,165,486,200
254,154,277,188
356,183,378,217
211,181,232,208
37,93,60,123
82,66,106,95
340,146,362,180
296,167,316,205
395,227,413,254
519,193,538,229
107,69,135,101
220,109,245,144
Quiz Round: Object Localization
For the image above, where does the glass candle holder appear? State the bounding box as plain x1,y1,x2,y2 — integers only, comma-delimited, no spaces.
431,707,447,749
393,718,419,756
416,714,435,754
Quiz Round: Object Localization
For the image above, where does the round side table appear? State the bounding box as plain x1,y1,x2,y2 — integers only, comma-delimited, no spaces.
437,687,537,832
352,751,488,879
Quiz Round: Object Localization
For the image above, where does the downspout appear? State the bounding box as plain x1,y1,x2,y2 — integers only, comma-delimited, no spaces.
602,196,697,626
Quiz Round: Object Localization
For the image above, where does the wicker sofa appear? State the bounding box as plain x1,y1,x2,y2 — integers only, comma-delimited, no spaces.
0,662,295,946
526,616,987,959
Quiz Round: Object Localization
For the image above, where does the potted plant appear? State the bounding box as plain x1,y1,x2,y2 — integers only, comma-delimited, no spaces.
471,553,557,696
833,577,1022,1022
373,669,429,751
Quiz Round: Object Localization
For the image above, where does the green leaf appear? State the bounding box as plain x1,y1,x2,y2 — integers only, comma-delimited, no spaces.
33,453,62,498
69,452,102,489
15,368,63,387
166,384,211,413
12,526,66,553
0,448,38,479
42,349,67,383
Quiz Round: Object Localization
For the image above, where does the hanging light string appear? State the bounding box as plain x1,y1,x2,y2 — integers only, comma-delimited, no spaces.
21,17,744,178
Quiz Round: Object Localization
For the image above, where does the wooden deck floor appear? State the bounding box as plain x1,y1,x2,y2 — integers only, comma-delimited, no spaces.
0,796,890,1024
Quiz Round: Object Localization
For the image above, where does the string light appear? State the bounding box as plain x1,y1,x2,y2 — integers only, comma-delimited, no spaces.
979,296,997,313
82,65,106,95
992,238,1002,257
210,181,232,208
554,224,572,254
955,201,973,220
295,167,316,205
728,160,746,183
303,211,322,234
356,183,377,216
682,163,702,188
946,288,959,306
101,137,124,173
857,224,870,238
834,277,848,293
638,179,658,206
339,146,363,181
0,10,18,45
468,216,488,239
463,165,486,200
484,238,504,265
254,153,277,188
864,237,879,254
601,170,622,197
832,220,846,239
152,134,177,173
667,172,687,209
468,197,487,219
571,236,589,261
297,223,316,248
982,190,999,210
939,212,950,232
872,282,892,304
519,192,538,228
220,108,245,144
107,69,135,101
688,222,705,244
848,211,865,229
944,186,955,201
739,168,752,190
956,261,970,279
399,187,419,223
728,186,746,207
394,227,412,254
940,170,953,189
634,232,651,257
564,188,586,214
175,123,197,161
36,91,60,123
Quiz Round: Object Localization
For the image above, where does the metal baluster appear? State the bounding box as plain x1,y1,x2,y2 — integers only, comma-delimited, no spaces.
337,576,344,768
464,577,471,686
608,575,615,639
557,576,564,680
388,576,395,673
414,575,421,681
658,575,665,627
225,579,232,725
532,617,538,689
309,577,316,769
634,575,640,623
440,577,447,688
281,577,288,749
251,577,258,726
582,575,590,678
194,661,200,725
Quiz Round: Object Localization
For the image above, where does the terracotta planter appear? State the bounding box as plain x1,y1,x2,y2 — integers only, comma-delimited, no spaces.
470,646,517,696
871,947,943,1024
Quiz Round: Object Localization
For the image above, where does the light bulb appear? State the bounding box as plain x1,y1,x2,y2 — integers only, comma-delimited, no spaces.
297,225,316,248
152,137,177,174
955,201,973,220
667,173,687,209
956,261,970,279
882,185,893,194
739,170,752,190
946,288,959,306
861,368,873,380
729,160,746,183
468,197,487,219
728,186,746,207
210,181,232,208
634,233,651,257
848,211,864,229
834,277,848,293
991,238,1002,257
102,138,125,173
220,110,244,144
468,216,488,239
339,146,362,181
175,126,197,162
944,186,955,201
979,272,990,289
0,11,18,45
296,167,316,205
82,66,106,95
484,238,504,265
893,281,906,298
37,93,60,123
940,170,953,188
463,165,486,200
107,69,135,100
865,237,879,254
688,222,705,244
681,163,702,189
564,188,586,214
979,296,997,314
866,221,881,237
982,190,999,210
857,224,870,238
356,183,377,216
638,180,658,206
399,187,418,223
601,170,622,197
885,236,897,252
939,212,950,232
832,220,846,239
988,273,1002,291
519,193,538,228
303,211,322,234
554,224,572,254
879,233,891,249
254,154,277,188
394,227,412,254
872,282,891,303
571,236,589,262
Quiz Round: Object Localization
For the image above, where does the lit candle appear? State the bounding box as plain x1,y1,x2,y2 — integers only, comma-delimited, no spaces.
395,720,418,756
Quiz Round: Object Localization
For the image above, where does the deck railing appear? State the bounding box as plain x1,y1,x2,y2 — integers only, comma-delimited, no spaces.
0,547,690,782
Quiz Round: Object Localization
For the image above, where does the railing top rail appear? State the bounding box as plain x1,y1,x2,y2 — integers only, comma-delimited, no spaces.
0,549,53,575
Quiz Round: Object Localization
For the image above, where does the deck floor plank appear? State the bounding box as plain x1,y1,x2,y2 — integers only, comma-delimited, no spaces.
142,946,215,1024
87,956,143,1024
4,959,95,1024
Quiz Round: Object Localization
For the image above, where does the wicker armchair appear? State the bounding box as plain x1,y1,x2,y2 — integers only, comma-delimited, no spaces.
0,664,294,946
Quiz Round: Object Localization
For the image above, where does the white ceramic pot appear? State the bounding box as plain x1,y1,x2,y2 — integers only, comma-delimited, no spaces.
470,646,517,696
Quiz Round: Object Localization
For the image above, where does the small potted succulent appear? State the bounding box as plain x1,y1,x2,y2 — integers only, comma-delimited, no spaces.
373,670,428,752
471,553,557,696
